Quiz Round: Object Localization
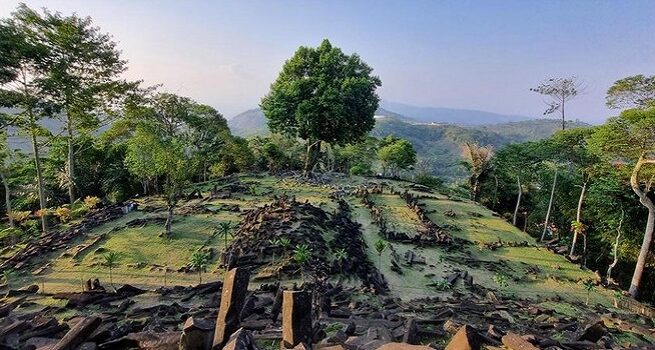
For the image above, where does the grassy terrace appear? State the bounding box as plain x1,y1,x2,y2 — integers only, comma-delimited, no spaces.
6,175,616,308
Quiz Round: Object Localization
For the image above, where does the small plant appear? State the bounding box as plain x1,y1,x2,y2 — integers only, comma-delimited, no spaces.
374,239,387,270
54,207,72,223
269,238,282,266
84,196,102,209
583,279,595,305
334,248,348,274
103,251,121,288
493,273,509,288
278,237,291,250
217,221,234,252
34,208,49,218
190,251,210,285
432,279,452,291
293,244,312,283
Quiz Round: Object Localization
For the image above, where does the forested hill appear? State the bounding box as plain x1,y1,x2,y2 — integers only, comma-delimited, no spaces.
229,108,590,179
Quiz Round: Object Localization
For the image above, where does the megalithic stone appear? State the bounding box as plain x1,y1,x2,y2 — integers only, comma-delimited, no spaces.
212,268,251,350
51,316,101,350
282,291,313,349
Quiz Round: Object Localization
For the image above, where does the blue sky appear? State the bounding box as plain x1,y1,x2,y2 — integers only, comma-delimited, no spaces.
1,1,653,123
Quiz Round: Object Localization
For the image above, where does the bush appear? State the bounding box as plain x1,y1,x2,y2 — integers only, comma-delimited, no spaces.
415,174,444,189
350,164,372,176
54,207,72,223
0,227,24,245
84,196,102,209
71,206,90,220
7,210,31,224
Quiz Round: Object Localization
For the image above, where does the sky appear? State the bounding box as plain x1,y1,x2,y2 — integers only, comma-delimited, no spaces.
1,1,654,124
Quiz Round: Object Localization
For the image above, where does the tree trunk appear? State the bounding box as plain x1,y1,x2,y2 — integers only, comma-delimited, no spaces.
1,172,14,228
512,175,522,226
628,154,655,298
165,203,174,237
66,118,76,204
492,175,499,210
31,128,48,234
607,210,624,281
540,168,558,242
561,99,566,131
303,141,321,177
570,181,587,256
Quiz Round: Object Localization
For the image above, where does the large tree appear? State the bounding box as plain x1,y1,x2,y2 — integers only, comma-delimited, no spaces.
530,77,583,131
0,12,51,234
606,75,655,110
461,142,493,202
260,39,381,175
377,136,416,177
589,107,655,298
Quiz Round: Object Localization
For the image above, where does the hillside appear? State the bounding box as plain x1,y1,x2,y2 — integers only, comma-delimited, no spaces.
1,175,652,348
229,108,590,179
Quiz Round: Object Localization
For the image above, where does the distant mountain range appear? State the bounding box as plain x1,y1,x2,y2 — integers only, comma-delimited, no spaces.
379,101,533,125
228,104,589,179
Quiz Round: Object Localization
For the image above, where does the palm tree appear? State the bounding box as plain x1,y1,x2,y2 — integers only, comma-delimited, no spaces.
103,251,121,288
374,240,387,270
461,142,493,202
190,251,210,285
293,244,311,283
334,248,348,274
217,221,234,251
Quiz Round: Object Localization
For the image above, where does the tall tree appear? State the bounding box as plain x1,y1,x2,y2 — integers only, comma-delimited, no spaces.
19,4,131,204
606,75,655,110
530,77,583,130
260,39,381,176
461,142,493,202
589,107,655,298
0,11,51,234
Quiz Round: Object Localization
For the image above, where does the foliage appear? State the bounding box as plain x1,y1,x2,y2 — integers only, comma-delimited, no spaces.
83,196,101,209
102,251,120,287
53,207,72,223
261,39,381,173
606,75,655,109
190,251,210,284
432,279,452,291
493,273,509,288
377,136,416,177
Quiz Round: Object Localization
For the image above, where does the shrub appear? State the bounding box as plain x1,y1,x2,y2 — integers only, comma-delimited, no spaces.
84,196,102,209
71,206,90,220
0,227,24,245
415,174,444,189
7,210,31,224
34,208,50,218
54,207,72,223
350,164,372,176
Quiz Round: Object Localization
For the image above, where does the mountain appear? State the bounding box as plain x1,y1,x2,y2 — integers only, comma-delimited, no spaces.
228,108,268,137
380,101,533,125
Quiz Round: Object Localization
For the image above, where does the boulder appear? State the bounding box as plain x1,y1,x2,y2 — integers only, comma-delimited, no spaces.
222,328,260,350
444,325,480,350
575,320,608,343
180,317,214,350
501,332,538,350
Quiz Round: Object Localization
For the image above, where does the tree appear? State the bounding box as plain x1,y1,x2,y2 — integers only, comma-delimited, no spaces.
374,239,387,270
461,142,493,201
540,162,558,242
13,5,132,204
293,244,311,283
589,107,655,298
0,11,51,234
217,221,234,252
606,75,655,110
260,39,381,175
103,251,120,288
530,77,583,130
190,251,209,285
377,136,416,177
